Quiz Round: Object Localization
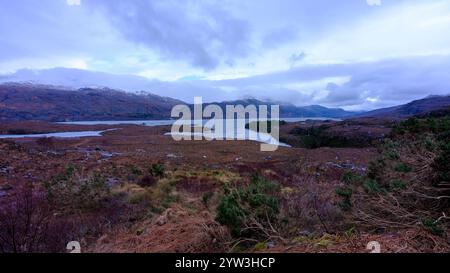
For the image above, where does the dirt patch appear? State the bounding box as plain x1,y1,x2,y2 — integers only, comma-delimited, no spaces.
87,205,230,253
176,176,219,196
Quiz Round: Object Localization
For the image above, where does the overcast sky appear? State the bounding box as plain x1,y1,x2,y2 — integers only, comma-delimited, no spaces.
1,0,450,110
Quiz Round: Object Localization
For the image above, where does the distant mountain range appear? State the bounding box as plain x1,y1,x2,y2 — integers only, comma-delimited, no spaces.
0,67,230,102
0,83,357,121
358,95,450,118
199,98,357,118
0,83,182,122
0,68,156,93
1,82,450,122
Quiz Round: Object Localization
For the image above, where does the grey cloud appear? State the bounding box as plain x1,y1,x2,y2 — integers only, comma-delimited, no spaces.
0,0,123,64
212,62,355,87
289,52,306,66
0,67,231,103
119,55,450,108
3,55,450,110
316,56,450,109
261,26,298,49
202,55,450,109
88,0,252,70
0,1,68,61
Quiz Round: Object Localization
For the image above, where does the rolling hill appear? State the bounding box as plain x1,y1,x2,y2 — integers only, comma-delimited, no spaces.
0,84,358,121
0,83,183,122
199,98,357,118
360,95,450,118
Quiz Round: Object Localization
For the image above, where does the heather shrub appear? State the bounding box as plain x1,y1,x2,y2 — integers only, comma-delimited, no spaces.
36,137,55,150
43,165,110,211
283,179,343,234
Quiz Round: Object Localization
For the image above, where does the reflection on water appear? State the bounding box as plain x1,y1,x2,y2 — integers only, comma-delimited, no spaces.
164,131,291,147
60,117,340,126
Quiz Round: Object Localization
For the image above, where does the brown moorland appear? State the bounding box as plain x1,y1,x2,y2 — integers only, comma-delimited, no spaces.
0,118,448,253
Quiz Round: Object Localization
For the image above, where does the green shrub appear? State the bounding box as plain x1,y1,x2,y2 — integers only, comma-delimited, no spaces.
149,163,165,177
253,242,267,251
394,163,412,173
130,165,143,176
389,179,407,190
216,187,246,235
398,117,422,133
300,135,319,149
336,186,353,198
363,179,382,194
335,186,353,210
367,159,385,180
422,218,444,236
431,117,450,133
395,116,450,135
342,171,356,184
418,135,437,152
383,139,400,159
383,138,397,149
385,150,400,160
437,130,450,142
289,125,369,149
216,175,280,237
432,142,450,184
342,172,352,184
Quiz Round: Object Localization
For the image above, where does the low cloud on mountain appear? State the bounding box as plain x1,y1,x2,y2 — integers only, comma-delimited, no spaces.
2,55,449,111
1,0,450,110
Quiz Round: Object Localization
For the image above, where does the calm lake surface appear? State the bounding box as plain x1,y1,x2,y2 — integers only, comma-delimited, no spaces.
60,117,340,126
0,130,110,139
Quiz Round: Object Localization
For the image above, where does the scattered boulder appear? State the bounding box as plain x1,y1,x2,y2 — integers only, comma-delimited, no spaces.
166,153,181,159
0,166,13,175
0,183,13,198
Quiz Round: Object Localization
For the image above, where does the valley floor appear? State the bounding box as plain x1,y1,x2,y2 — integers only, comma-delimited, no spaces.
0,120,448,253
